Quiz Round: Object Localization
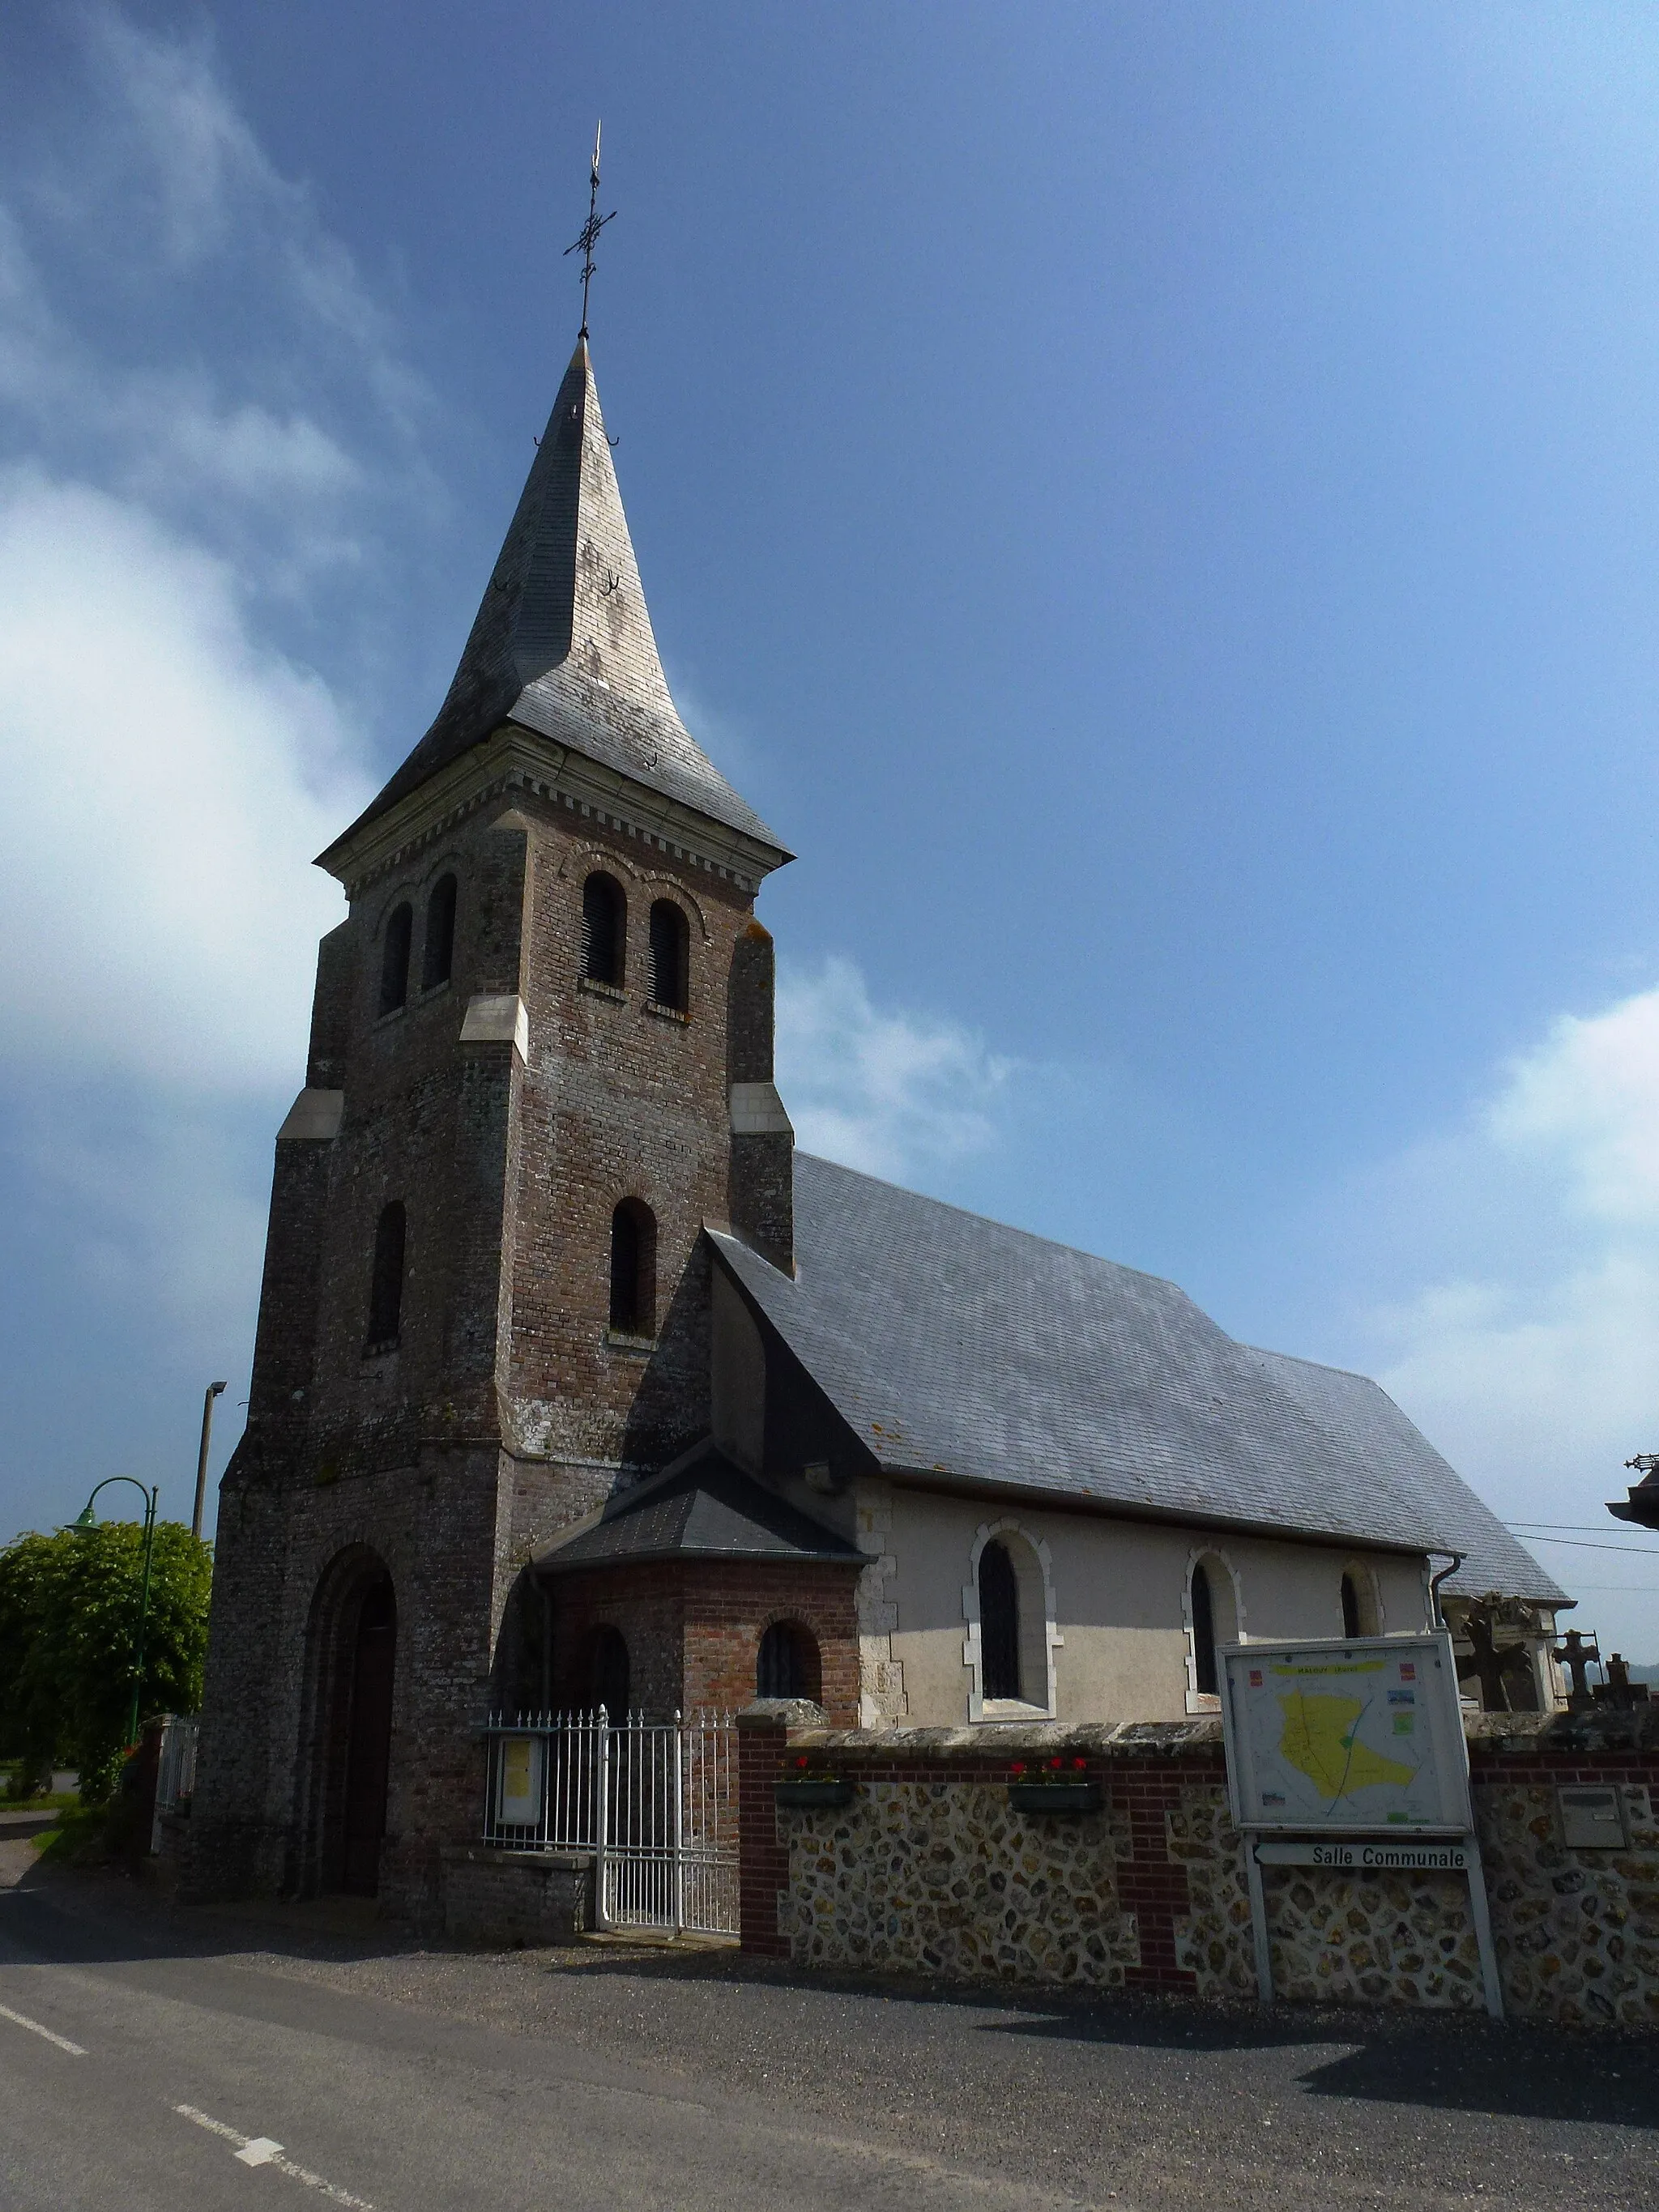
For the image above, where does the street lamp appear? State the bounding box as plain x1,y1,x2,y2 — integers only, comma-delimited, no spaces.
192,1381,229,1541
68,1477,160,1748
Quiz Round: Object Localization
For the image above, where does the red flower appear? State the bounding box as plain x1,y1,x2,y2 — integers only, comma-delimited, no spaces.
1047,1757,1063,1771
795,1754,809,1770
1009,1762,1026,1776
1073,1758,1087,1772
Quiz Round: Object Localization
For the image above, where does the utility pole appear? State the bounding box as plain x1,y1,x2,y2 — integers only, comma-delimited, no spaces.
192,1381,228,1541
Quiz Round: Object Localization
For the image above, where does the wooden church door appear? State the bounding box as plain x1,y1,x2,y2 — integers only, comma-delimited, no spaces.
340,1579,396,1895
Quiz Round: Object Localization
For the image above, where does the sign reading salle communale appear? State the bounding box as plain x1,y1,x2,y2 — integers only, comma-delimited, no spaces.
1219,1631,1473,1835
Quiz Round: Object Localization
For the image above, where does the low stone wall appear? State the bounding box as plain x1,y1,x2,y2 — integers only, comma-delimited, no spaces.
441,1845,591,1946
737,1707,1659,2026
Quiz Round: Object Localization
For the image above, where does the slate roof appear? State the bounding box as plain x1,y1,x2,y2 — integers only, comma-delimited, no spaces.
708,1153,1567,1605
331,338,785,859
1243,1348,1566,1604
535,1443,862,1575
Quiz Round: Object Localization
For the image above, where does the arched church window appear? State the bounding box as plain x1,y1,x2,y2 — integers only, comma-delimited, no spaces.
379,902,413,1015
582,872,625,987
608,1198,656,1337
422,873,457,991
1340,1564,1380,1639
1191,1560,1218,1697
979,1539,1021,1702
649,899,689,1012
366,1202,406,1351
757,1621,821,1703
1341,1572,1362,1641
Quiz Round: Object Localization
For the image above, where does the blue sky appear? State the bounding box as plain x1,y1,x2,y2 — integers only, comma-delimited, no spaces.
3,2,1659,1656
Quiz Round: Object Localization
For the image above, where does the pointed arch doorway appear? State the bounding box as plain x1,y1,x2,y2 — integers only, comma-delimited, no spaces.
340,1576,396,1895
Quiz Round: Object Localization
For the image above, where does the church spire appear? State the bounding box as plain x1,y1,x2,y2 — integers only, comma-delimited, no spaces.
329,334,783,866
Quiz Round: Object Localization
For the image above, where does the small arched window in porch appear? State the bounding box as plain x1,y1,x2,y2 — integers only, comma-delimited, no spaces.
757,1621,821,1703
578,1625,631,1720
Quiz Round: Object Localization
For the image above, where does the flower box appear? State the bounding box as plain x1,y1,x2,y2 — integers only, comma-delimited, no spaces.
774,1777,855,1809
1008,1779,1102,1815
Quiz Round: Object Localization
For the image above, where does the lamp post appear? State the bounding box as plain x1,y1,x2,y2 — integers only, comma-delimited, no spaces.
69,1477,160,1749
192,1381,228,1541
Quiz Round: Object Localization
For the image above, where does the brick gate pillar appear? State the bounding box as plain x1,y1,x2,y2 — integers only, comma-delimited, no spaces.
736,1698,820,1958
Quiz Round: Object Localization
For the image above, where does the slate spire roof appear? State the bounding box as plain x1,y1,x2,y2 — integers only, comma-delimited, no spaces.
333,336,783,855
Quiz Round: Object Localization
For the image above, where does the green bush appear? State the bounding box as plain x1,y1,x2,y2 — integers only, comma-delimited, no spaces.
0,1521,211,1799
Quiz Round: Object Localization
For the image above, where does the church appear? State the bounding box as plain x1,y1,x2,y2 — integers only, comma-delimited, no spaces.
190,324,1568,1923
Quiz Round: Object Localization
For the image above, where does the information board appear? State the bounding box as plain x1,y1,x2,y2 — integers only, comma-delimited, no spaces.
1219,1632,1471,1835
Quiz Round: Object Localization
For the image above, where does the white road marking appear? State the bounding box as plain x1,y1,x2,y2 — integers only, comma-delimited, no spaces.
0,2000,87,2055
175,2104,376,2208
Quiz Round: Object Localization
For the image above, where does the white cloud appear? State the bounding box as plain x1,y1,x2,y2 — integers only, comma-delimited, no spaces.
0,468,365,1092
0,11,412,1409
1349,987,1659,1653
776,954,1011,1181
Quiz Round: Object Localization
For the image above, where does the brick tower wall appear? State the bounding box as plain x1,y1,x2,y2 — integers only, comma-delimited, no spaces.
193,781,780,1920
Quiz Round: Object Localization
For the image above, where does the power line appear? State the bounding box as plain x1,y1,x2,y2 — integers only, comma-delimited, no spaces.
1503,1532,1659,1558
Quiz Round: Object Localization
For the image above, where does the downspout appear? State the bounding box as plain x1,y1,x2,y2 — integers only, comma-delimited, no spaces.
1427,1551,1465,1629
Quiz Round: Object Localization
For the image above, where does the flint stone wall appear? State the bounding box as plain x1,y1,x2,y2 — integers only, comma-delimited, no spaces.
757,1710,1659,2027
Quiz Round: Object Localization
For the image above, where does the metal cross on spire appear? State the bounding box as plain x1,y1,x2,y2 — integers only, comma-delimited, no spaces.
565,120,616,338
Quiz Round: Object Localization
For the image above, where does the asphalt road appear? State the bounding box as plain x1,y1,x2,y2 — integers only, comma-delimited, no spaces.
0,1842,1653,2212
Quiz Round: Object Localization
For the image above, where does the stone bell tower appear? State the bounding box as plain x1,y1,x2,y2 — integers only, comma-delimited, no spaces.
190,335,795,1922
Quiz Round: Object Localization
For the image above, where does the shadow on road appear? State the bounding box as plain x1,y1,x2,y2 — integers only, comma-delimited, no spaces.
8,1857,1654,2136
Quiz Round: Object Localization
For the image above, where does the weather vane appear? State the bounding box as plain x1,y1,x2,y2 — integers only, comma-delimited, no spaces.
565,120,616,339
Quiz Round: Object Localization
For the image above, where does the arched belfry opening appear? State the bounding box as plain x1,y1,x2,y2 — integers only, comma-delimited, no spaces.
293,1549,399,1899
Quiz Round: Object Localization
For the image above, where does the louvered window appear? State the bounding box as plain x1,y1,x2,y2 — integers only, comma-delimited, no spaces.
649,899,689,1012
379,903,412,1015
422,874,457,990
366,1202,407,1349
582,872,625,986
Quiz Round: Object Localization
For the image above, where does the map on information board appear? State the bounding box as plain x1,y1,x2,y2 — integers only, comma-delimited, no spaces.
1219,1633,1471,1834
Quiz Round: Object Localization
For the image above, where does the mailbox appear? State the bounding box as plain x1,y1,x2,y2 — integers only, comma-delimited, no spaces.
1557,1785,1627,1850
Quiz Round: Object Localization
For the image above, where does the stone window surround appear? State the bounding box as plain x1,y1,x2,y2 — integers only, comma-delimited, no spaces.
1183,1545,1246,1715
962,1518,1062,1724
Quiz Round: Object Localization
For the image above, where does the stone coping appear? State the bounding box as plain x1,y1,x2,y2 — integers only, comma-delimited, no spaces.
439,1844,591,1871
781,1720,1226,1758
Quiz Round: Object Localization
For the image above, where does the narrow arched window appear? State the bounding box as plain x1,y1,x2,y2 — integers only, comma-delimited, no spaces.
649,898,689,1012
379,902,412,1015
366,1202,406,1349
1341,1572,1362,1641
979,1539,1021,1701
757,1621,821,1703
1191,1562,1218,1697
582,872,625,987
422,873,457,991
608,1198,656,1336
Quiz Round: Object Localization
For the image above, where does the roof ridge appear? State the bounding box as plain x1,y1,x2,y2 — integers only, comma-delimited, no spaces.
795,1151,1183,1296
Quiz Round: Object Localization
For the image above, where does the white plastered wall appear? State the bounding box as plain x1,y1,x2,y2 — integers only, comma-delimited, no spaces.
872,1485,1433,1726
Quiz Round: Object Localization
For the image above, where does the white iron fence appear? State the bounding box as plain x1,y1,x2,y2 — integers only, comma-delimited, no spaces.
481,1709,738,1937
151,1715,199,1853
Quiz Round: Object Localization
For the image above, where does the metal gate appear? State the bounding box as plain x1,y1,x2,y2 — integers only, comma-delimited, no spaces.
481,1709,738,1937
